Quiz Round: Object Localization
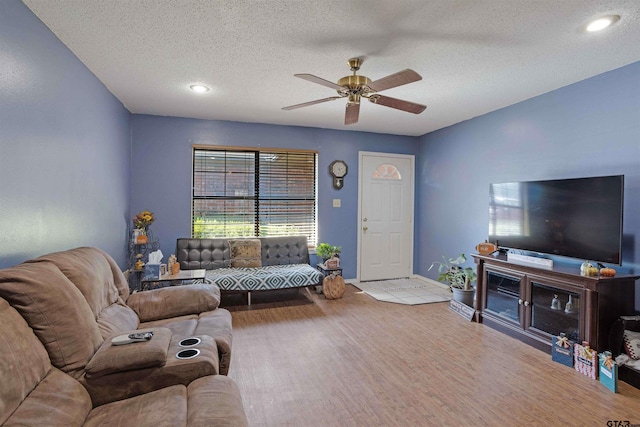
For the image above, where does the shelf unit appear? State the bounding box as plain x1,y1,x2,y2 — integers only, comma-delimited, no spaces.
473,253,638,352
128,229,160,292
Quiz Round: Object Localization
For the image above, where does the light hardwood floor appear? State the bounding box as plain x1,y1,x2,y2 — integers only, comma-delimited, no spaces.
224,285,640,426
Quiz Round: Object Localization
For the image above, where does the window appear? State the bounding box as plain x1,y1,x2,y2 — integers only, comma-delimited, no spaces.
192,147,317,246
372,163,401,180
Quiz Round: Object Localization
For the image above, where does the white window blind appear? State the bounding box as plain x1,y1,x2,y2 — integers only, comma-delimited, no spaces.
192,148,317,246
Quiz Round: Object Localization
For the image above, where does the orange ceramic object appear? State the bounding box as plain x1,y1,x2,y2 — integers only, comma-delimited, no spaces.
171,263,180,275
600,267,616,277
475,242,497,255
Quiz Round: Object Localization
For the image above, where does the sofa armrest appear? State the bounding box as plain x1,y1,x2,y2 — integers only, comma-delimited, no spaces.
126,283,221,322
85,328,171,378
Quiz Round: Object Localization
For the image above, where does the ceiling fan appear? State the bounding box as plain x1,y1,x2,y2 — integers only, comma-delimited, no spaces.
282,58,427,125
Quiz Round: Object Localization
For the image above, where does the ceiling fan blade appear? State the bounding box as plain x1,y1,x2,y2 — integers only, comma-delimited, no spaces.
369,94,426,114
282,96,342,111
345,102,360,125
294,74,345,91
367,69,422,92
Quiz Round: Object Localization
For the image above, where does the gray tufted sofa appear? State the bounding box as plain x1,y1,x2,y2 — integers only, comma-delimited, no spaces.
177,236,323,305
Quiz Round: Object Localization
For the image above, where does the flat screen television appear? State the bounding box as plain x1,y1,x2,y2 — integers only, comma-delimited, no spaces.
488,175,624,265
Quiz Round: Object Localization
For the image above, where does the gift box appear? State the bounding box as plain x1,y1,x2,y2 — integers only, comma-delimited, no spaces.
599,351,618,393
143,263,161,281
574,341,597,379
551,333,574,367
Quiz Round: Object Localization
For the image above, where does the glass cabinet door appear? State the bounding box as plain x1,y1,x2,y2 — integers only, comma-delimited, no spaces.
485,271,521,323
529,282,581,341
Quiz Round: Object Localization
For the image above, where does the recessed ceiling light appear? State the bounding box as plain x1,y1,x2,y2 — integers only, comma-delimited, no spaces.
190,84,210,93
584,15,620,32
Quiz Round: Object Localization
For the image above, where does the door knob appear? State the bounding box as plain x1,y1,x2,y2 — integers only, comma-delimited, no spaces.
363,217,368,222
363,226,368,232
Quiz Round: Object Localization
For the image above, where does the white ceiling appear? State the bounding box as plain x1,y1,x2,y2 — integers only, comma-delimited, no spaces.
22,0,640,137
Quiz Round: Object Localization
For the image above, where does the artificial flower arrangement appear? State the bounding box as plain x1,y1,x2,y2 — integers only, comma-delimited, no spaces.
133,210,155,229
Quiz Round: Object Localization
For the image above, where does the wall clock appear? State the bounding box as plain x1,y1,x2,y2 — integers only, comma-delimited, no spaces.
329,160,348,189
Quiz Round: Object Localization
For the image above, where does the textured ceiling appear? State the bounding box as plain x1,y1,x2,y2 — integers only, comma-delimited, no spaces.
22,0,640,136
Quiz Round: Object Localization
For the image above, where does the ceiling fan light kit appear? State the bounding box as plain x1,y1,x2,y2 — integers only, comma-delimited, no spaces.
283,58,427,125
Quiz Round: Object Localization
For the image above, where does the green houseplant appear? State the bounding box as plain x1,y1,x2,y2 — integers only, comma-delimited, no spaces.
428,254,477,306
316,243,341,261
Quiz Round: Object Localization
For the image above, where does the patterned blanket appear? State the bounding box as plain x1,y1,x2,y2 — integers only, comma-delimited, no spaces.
204,264,322,291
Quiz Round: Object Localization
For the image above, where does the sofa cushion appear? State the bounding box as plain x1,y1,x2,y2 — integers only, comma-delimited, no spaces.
84,376,249,427
204,263,323,291
29,247,139,336
187,376,249,426
85,328,172,379
177,236,312,269
95,301,141,339
228,239,262,268
0,297,91,425
0,262,103,379
4,368,92,427
83,384,187,427
0,298,52,424
260,236,311,266
623,329,640,360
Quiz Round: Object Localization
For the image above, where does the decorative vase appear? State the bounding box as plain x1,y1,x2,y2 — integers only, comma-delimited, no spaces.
565,295,575,313
452,287,475,307
171,262,180,275
134,228,148,244
325,256,340,269
323,275,345,299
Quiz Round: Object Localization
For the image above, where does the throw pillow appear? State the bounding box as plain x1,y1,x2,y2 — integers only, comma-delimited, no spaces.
623,329,640,360
228,239,262,268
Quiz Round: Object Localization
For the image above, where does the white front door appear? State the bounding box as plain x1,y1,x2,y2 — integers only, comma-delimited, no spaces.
358,152,414,281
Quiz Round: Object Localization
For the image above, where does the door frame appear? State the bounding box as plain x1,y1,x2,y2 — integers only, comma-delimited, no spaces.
357,151,415,282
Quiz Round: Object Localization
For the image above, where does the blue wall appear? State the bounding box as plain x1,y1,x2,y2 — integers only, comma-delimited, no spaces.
416,61,640,308
0,0,131,268
2,0,638,310
130,115,416,279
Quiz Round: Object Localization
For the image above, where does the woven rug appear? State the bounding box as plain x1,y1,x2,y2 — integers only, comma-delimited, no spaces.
353,278,451,305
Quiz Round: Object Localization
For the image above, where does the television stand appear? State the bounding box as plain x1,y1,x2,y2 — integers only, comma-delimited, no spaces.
473,253,638,352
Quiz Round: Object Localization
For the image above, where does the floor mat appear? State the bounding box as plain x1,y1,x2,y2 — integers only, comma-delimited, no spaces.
353,278,451,305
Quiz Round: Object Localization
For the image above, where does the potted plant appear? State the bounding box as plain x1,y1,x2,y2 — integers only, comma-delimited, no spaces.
316,243,341,268
428,254,477,307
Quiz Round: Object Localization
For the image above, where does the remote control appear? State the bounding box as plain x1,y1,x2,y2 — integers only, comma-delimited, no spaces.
111,331,154,345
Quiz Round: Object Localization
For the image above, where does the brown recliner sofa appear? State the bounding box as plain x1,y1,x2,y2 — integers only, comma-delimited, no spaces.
0,247,236,407
0,296,248,426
